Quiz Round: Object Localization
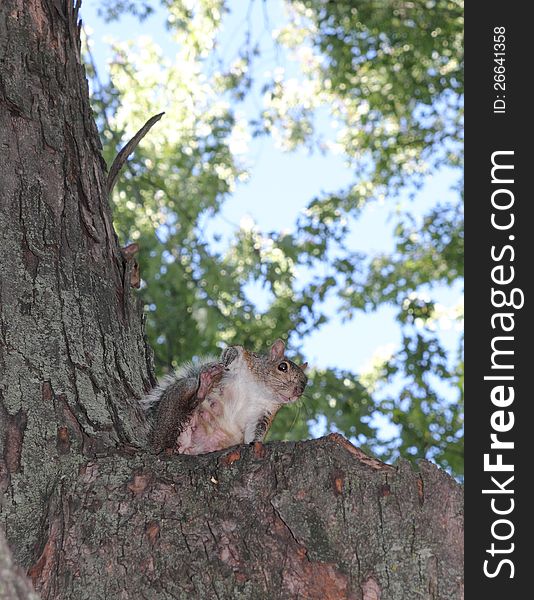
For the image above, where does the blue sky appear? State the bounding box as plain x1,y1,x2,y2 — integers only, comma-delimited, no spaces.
80,2,463,438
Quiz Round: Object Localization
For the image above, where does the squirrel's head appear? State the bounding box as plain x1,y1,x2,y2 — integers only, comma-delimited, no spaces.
221,339,308,404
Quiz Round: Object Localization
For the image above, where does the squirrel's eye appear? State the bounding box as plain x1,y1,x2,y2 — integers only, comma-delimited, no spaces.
278,362,288,372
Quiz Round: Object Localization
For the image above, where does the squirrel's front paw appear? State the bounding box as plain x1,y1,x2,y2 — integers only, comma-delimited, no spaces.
197,363,225,400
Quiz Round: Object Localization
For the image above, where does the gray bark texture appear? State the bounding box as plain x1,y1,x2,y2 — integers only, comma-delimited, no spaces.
0,0,154,566
0,1,464,599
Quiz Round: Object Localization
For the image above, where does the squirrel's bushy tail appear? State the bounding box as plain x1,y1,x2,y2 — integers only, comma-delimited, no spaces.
139,356,219,411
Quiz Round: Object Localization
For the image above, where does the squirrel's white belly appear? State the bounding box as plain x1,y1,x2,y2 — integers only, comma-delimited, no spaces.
175,376,257,455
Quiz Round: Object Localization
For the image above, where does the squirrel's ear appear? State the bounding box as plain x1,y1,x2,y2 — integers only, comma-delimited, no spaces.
269,339,286,361
221,346,239,367
300,362,308,372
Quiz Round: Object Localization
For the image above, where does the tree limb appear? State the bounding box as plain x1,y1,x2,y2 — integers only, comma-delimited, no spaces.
106,112,165,197
24,436,463,600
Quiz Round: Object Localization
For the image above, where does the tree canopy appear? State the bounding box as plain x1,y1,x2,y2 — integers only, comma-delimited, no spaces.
85,0,464,476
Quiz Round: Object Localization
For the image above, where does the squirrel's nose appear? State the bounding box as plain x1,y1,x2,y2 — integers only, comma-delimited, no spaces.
295,384,305,396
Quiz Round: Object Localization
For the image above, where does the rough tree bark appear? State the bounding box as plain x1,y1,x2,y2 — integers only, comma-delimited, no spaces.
0,0,155,566
0,1,464,599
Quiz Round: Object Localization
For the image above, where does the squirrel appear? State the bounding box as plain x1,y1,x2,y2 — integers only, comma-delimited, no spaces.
141,339,308,455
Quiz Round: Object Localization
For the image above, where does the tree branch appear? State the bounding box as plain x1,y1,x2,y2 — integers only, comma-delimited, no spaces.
24,436,463,600
106,112,165,197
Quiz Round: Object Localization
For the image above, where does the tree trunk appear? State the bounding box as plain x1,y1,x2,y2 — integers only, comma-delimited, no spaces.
0,2,464,599
26,436,463,600
0,0,154,565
